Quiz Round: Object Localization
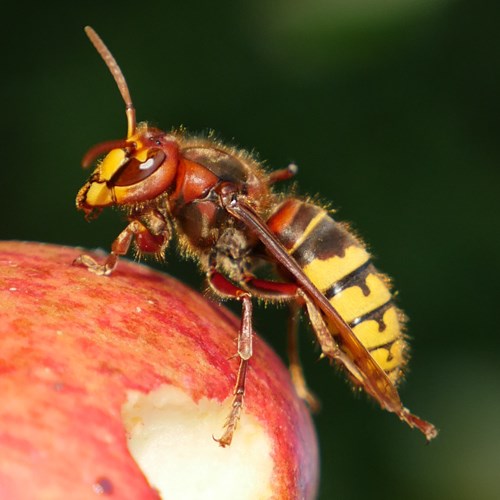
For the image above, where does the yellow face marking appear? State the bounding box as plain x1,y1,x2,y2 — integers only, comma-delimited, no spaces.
96,144,149,182
99,148,127,180
352,307,401,349
329,273,392,323
85,181,114,206
303,245,370,291
133,147,150,162
288,211,327,255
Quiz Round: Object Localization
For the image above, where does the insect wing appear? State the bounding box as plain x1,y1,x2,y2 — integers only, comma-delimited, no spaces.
223,196,437,441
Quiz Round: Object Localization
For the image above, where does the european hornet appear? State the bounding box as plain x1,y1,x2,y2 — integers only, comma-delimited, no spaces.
75,27,438,446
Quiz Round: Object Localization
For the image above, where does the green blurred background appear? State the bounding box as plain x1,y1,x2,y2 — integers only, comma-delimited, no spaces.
2,0,499,498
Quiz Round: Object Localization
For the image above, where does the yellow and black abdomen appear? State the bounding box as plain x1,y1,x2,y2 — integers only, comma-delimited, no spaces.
267,199,407,384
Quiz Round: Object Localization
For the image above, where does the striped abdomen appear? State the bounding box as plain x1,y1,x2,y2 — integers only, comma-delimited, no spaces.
267,199,407,384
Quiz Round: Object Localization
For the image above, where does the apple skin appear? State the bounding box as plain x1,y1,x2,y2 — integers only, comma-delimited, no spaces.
0,241,319,499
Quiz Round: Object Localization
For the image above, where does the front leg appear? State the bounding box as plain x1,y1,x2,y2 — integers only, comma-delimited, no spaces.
74,211,170,276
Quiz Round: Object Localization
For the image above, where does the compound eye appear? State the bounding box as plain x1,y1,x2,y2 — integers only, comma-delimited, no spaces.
111,149,166,187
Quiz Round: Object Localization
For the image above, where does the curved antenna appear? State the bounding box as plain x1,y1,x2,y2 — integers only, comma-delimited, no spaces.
84,26,136,138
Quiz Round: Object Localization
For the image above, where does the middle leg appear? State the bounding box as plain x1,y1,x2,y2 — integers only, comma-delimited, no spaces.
208,269,253,447
243,276,320,411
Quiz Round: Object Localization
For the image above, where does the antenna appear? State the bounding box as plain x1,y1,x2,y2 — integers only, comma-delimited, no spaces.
84,26,136,138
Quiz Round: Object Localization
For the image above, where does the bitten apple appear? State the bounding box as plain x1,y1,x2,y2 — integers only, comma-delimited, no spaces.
0,241,318,499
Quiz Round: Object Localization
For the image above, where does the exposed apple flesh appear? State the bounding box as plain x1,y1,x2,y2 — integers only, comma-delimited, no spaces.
0,241,318,499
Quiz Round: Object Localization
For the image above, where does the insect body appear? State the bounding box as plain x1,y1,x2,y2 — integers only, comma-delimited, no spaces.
76,27,437,446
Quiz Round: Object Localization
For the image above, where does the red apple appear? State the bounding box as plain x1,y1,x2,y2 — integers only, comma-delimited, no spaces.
0,241,318,499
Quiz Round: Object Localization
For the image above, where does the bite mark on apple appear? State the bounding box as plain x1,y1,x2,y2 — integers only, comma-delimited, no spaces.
122,385,274,500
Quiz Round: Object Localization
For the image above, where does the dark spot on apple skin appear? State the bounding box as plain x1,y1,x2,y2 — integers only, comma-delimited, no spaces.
52,382,64,392
93,477,113,495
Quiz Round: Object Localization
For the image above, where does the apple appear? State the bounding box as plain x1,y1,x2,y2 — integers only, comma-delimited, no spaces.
0,241,318,499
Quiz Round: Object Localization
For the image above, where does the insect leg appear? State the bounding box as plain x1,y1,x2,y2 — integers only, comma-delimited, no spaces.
296,288,365,381
74,211,170,275
267,163,298,185
287,301,321,412
245,274,355,407
241,276,320,410
208,270,253,447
